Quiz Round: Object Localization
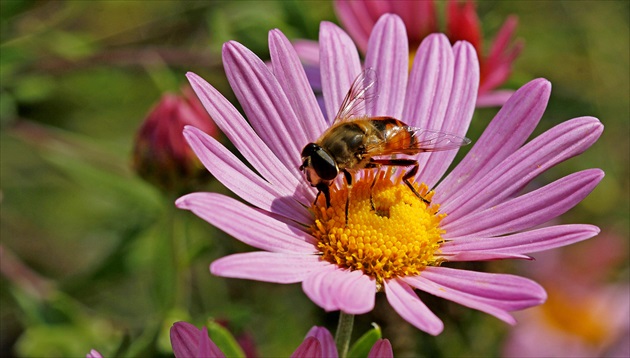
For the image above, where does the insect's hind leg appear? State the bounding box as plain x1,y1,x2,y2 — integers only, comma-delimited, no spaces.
401,163,431,205
369,158,431,205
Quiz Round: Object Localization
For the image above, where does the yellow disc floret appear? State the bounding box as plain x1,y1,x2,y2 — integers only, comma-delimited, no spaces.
310,171,446,287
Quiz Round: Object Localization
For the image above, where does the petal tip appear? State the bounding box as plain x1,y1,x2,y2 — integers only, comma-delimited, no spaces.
175,194,195,209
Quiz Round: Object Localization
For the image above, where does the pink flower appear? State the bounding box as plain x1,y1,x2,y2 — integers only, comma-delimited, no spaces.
329,0,523,107
170,322,226,358
177,15,603,335
86,349,103,358
132,86,218,194
502,231,630,357
170,322,392,358
502,284,630,357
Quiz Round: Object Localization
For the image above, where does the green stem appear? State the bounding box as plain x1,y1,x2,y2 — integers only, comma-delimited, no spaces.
171,205,190,309
335,312,355,358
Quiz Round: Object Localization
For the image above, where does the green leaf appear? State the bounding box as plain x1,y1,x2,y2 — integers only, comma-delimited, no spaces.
207,320,246,358
347,323,382,358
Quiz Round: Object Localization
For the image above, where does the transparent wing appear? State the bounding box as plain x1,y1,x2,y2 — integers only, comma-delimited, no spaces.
333,68,378,124
366,127,472,156
410,128,472,152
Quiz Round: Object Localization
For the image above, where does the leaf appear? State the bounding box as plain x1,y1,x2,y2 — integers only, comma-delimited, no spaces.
207,320,246,358
347,323,382,358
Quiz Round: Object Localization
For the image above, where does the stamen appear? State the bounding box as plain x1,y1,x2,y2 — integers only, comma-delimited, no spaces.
310,171,446,287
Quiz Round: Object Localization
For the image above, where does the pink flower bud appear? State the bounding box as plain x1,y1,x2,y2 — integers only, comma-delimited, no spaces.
132,87,218,194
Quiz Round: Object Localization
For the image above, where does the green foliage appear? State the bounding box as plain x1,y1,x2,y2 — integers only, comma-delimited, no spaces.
347,323,382,358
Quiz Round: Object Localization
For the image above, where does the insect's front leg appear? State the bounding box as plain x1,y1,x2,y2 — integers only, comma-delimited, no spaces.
342,170,353,227
315,183,331,208
369,158,431,205
364,163,381,210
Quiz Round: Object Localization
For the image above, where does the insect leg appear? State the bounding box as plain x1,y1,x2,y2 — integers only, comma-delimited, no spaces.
369,173,378,210
342,170,353,226
368,159,431,205
316,183,331,208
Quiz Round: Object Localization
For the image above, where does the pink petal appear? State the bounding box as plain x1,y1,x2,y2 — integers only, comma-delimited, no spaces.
291,337,321,358
86,350,103,358
390,0,436,41
302,265,376,314
440,252,532,262
336,269,377,314
305,326,337,358
368,339,393,358
414,267,547,312
403,273,510,325
333,0,377,53
364,14,408,118
222,41,306,174
441,224,600,256
384,279,443,335
176,192,316,253
170,322,225,358
403,33,454,130
444,169,604,239
171,322,201,358
475,89,516,107
269,30,328,141
186,72,306,197
486,15,519,69
181,126,312,221
442,116,603,219
436,78,551,204
416,40,479,187
210,252,325,284
302,265,338,311
319,21,362,122
197,327,225,358
293,40,320,66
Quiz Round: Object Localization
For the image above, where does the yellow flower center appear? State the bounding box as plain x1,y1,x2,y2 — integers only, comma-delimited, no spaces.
541,288,610,345
309,171,445,288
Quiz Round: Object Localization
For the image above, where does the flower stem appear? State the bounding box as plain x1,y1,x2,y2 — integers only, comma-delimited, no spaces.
335,312,354,358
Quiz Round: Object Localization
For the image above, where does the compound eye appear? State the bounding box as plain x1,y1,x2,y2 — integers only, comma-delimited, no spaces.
301,143,320,158
311,149,338,180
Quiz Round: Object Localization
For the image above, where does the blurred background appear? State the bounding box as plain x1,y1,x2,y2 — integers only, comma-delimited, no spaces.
1,1,628,357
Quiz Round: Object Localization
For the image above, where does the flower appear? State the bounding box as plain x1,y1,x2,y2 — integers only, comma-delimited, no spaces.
177,14,603,335
299,0,523,107
170,322,226,358
502,283,629,357
170,322,392,358
86,350,103,358
132,86,218,194
502,232,630,357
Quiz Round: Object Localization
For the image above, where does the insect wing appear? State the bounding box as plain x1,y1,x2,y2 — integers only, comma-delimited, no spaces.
409,128,471,152
333,68,378,124
365,127,471,156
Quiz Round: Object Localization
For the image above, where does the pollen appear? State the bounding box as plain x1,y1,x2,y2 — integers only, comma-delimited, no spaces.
309,171,446,287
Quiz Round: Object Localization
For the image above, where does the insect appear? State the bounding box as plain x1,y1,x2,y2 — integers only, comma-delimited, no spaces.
299,69,471,222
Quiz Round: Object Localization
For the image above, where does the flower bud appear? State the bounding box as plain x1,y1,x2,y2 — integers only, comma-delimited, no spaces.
133,87,217,194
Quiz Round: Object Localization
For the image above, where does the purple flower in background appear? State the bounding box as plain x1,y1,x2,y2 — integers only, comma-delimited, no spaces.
177,14,603,335
503,232,630,357
291,326,392,358
297,0,522,108
86,349,103,358
170,322,226,358
170,322,392,358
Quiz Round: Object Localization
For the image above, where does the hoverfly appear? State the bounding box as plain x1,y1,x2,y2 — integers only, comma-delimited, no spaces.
299,69,471,222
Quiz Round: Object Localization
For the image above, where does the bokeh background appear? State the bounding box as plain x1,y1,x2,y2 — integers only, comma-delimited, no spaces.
1,1,628,357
